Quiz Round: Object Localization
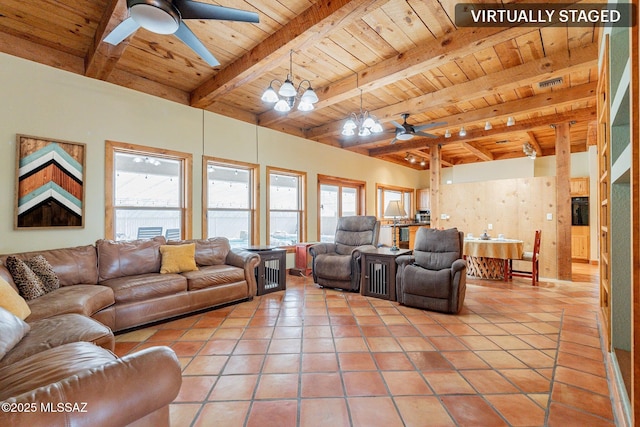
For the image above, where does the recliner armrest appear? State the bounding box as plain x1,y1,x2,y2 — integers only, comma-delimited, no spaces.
395,255,415,267
350,245,376,259
309,243,335,257
451,258,467,275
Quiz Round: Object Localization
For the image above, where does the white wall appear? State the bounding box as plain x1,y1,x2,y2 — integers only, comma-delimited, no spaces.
0,53,423,253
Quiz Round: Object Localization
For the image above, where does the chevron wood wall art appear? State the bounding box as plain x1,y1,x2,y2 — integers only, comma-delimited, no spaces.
14,135,85,229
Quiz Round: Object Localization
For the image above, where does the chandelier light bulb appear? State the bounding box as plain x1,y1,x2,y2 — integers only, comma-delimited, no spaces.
358,127,371,137
261,86,279,103
278,79,297,97
371,122,383,133
300,87,319,104
341,128,355,136
274,99,291,112
343,118,357,131
362,117,375,129
297,101,313,111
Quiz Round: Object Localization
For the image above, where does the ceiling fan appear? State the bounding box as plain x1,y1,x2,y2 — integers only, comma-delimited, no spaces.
390,113,446,144
103,0,259,67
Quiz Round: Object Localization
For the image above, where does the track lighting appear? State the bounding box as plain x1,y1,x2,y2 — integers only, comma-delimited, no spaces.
507,116,515,126
444,129,451,138
459,127,467,137
484,121,492,130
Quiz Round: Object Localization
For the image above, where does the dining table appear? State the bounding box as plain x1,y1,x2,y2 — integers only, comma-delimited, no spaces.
463,237,524,280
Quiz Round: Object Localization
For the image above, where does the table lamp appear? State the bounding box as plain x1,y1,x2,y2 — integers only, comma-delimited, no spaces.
384,200,407,251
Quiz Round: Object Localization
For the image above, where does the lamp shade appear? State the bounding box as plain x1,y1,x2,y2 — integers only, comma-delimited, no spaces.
297,101,313,111
274,99,291,112
384,200,406,217
261,86,279,103
278,79,297,97
300,87,319,104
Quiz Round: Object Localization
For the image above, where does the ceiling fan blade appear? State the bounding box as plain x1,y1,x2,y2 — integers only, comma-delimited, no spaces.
414,131,438,138
175,0,259,22
103,17,140,45
390,121,405,130
174,22,220,66
390,137,398,145
414,121,447,132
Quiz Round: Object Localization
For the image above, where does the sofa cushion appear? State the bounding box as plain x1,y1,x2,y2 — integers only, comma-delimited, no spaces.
0,277,30,319
100,273,187,304
0,342,115,401
0,313,114,367
181,264,245,291
0,245,99,287
168,237,230,266
160,243,198,274
4,256,46,300
97,236,165,281
313,254,352,281
26,255,60,293
0,307,30,361
402,264,452,299
414,228,462,270
26,285,115,322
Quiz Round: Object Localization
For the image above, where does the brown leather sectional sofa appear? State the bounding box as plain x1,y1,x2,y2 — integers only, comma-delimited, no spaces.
0,236,260,426
0,236,260,332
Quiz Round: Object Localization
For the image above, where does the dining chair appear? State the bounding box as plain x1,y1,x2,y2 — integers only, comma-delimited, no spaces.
136,226,163,240
509,230,542,286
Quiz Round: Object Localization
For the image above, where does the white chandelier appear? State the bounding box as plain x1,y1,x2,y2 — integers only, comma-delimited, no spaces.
341,90,383,137
261,50,318,113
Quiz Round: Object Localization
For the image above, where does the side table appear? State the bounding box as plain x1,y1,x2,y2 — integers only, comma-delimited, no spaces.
290,242,317,276
245,246,287,295
360,248,412,301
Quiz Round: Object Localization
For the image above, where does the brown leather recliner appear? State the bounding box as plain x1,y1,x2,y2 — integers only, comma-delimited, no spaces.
310,216,380,291
396,227,467,314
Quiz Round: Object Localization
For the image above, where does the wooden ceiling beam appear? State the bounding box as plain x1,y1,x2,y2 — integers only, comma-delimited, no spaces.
305,43,597,140
0,32,83,75
84,0,129,80
460,142,494,162
349,81,597,150
260,25,539,126
526,131,543,157
368,106,597,157
190,0,389,109
107,69,190,105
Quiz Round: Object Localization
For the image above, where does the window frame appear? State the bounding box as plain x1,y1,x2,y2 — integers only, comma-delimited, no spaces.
105,140,192,240
202,156,259,245
317,174,366,241
266,166,307,250
375,183,414,221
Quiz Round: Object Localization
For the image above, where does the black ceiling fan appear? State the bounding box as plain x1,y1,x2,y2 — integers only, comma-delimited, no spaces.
103,0,259,67
390,113,446,144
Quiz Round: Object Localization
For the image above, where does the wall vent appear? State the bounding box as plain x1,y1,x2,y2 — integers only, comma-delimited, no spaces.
538,77,563,88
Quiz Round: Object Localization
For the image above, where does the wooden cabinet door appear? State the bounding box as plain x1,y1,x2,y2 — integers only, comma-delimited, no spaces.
571,226,590,261
417,189,430,210
570,178,589,196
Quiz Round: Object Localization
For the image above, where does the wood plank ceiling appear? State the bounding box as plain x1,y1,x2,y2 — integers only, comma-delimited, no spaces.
0,0,599,169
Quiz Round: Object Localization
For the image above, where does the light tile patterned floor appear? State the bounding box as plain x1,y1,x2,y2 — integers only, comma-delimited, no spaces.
115,264,616,426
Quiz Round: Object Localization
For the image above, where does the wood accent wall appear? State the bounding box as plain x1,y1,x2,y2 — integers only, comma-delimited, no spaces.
439,177,558,279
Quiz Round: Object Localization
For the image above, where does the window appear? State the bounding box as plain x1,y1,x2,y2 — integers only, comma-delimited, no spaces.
376,184,413,219
267,167,306,247
204,157,258,249
318,175,365,242
105,141,192,241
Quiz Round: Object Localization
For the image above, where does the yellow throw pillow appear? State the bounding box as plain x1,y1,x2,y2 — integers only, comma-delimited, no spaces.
0,277,31,320
160,243,198,274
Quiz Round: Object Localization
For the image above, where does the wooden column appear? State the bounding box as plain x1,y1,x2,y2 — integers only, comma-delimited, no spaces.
555,122,572,280
430,144,441,229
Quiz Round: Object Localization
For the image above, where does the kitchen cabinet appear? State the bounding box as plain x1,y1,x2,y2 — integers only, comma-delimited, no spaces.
417,189,430,211
570,177,589,196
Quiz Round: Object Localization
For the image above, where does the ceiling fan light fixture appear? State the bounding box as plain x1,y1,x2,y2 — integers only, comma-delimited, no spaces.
130,2,180,34
397,132,413,141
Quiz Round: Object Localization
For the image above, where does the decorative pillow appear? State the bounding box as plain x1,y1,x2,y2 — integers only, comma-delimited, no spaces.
25,255,60,293
0,307,30,360
0,277,31,319
5,256,46,300
159,243,198,274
